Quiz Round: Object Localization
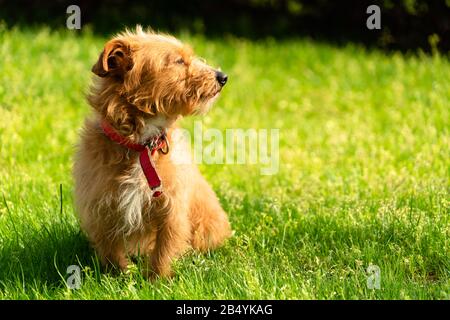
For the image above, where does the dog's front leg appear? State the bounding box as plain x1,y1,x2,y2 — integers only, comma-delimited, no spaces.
94,236,129,272
147,200,191,278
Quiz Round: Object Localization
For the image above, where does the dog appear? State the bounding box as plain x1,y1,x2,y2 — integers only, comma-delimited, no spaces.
73,27,231,278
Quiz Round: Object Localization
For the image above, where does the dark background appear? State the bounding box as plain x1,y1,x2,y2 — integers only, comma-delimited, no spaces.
0,0,449,52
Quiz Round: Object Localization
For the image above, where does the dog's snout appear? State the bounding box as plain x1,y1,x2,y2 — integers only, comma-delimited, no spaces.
215,71,228,86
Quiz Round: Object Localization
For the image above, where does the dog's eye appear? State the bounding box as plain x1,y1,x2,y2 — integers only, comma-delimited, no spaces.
175,58,185,65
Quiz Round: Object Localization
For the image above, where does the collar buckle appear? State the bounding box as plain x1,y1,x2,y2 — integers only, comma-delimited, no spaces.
159,135,170,155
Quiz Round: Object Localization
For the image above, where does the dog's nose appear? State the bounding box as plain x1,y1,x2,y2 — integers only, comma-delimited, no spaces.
215,71,228,86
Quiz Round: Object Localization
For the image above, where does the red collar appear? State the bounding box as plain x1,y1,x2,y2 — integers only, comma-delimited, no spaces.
101,120,169,197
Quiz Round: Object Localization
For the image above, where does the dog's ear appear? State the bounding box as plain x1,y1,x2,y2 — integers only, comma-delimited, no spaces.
92,39,133,77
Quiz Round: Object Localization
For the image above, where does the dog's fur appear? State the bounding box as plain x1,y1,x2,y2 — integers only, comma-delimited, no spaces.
73,27,231,278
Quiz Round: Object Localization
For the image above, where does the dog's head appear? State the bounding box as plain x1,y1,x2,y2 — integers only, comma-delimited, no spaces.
91,27,227,117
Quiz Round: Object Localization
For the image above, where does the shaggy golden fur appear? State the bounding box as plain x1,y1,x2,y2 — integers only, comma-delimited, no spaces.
73,27,231,278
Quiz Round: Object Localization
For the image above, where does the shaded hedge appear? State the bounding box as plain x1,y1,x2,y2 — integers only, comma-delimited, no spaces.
0,0,448,52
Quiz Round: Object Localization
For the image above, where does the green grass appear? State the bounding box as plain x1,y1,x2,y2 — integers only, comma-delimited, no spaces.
0,25,449,299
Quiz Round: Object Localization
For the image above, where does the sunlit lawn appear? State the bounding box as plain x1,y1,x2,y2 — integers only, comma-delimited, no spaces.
0,25,448,299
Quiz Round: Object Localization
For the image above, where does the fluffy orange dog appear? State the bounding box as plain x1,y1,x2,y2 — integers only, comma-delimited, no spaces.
73,27,231,278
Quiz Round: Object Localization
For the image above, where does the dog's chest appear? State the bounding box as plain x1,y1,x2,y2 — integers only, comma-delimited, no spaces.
115,154,160,232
